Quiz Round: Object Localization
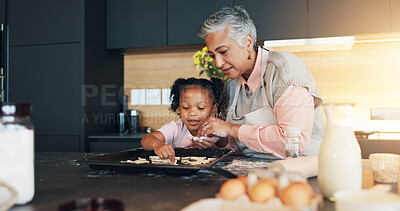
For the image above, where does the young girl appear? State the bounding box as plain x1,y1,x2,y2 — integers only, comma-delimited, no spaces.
141,77,230,162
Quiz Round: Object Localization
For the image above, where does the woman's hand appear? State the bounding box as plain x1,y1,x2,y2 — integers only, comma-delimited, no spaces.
153,142,176,162
199,117,240,140
190,135,220,149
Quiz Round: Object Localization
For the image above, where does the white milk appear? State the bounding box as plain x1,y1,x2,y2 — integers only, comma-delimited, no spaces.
318,125,362,199
0,130,35,204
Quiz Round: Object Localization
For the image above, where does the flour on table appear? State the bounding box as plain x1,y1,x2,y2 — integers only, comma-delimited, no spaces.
221,159,271,176
121,156,217,166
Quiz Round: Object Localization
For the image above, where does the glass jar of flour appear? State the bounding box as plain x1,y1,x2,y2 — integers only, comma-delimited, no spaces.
0,102,34,204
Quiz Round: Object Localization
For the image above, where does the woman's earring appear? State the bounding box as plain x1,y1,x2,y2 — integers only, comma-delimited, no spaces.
248,52,252,60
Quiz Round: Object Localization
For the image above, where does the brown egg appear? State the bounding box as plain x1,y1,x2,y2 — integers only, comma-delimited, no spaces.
218,178,246,200
237,176,248,193
237,175,248,186
279,181,313,206
248,179,277,203
260,177,278,189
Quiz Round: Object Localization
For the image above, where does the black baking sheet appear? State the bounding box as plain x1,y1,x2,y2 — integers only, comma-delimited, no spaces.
77,148,236,175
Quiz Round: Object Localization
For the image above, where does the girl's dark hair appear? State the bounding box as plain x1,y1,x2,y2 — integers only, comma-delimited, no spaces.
169,77,228,119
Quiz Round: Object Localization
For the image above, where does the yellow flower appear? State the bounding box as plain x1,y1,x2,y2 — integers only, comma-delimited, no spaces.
193,51,201,59
193,46,227,83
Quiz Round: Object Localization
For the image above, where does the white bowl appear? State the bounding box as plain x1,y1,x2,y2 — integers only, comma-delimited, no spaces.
334,189,400,211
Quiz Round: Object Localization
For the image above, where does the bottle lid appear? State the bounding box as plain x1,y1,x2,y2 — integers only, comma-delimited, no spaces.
128,109,139,116
0,102,32,117
286,126,301,135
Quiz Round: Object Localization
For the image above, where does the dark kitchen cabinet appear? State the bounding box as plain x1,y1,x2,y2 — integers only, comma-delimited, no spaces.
8,0,82,46
168,0,233,46
308,0,390,37
391,0,400,32
0,0,5,24
106,0,399,50
9,44,81,136
106,0,167,49
7,0,123,152
234,0,308,41
1,0,6,102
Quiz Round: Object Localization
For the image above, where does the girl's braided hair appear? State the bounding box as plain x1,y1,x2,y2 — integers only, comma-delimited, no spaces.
169,77,228,119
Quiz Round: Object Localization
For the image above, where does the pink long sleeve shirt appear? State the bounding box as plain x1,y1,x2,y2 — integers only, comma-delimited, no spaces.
231,47,317,158
238,85,315,158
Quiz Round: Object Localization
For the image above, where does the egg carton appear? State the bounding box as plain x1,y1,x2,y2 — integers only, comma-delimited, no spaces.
182,169,323,211
182,194,322,211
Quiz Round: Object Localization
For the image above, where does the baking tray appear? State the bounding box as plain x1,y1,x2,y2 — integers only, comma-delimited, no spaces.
77,148,236,177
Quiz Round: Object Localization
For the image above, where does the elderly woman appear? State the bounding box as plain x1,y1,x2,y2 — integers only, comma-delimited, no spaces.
197,5,325,159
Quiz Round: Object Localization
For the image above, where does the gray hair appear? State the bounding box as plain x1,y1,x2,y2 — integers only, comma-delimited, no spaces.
198,5,257,49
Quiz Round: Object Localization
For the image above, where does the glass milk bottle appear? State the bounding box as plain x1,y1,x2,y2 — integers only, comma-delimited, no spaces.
318,103,362,200
0,103,35,204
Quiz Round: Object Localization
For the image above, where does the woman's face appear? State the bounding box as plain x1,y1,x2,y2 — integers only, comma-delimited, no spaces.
205,29,253,79
179,86,216,136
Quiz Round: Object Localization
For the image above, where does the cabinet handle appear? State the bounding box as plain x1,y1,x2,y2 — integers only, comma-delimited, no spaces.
1,23,4,73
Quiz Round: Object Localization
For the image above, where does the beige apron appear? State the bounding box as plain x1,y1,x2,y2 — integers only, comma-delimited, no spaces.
226,48,325,157
226,55,279,159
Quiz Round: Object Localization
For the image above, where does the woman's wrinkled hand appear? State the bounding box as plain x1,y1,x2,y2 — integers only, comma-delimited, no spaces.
189,135,220,149
153,142,175,162
199,117,239,139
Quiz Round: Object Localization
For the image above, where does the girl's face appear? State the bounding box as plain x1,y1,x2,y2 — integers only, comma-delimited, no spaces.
179,86,216,136
205,29,254,79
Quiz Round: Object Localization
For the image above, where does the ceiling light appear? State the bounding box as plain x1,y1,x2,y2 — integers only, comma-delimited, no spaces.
264,36,355,52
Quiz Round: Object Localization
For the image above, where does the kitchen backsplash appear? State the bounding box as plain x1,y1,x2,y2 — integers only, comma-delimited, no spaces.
124,35,400,132
124,51,204,131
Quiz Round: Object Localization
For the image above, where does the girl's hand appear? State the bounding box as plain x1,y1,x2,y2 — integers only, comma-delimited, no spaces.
153,142,175,162
199,117,240,140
